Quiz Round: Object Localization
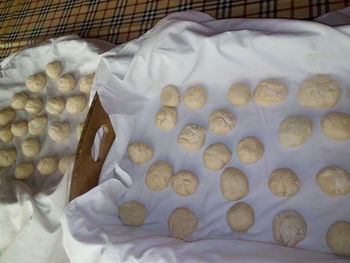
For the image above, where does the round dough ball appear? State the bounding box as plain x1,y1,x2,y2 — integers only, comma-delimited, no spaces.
298,75,341,108
76,122,84,140
0,148,16,167
177,124,207,151
58,154,75,174
28,115,47,135
326,221,350,257
253,79,288,106
26,73,46,93
228,83,250,107
227,202,255,233
48,122,70,142
155,106,177,130
168,207,198,239
279,116,313,147
45,61,62,78
171,170,198,196
11,120,28,137
57,74,76,92
273,210,307,247
11,92,28,110
21,137,41,157
118,200,147,226
237,136,264,164
66,95,87,115
0,108,16,125
145,161,173,192
127,141,153,165
37,156,58,175
0,125,13,143
160,85,180,107
316,165,350,196
220,167,249,201
183,86,207,109
269,168,300,197
208,109,236,135
203,142,232,170
79,73,94,94
321,112,350,141
14,162,35,179
46,96,65,115
25,98,43,115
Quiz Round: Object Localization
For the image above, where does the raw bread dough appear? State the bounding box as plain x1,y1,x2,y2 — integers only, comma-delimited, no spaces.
220,167,249,201
0,125,13,143
321,112,350,141
226,202,255,233
272,210,307,247
37,156,58,175
127,141,153,165
208,109,236,135
168,207,198,239
76,122,84,140
171,170,198,196
28,115,47,135
228,83,250,107
326,221,350,257
11,92,28,110
66,95,87,115
298,75,341,108
177,124,207,150
58,154,75,174
21,137,41,157
145,161,173,192
160,85,180,106
0,108,16,125
14,162,35,179
183,86,207,109
268,168,300,197
48,122,70,142
25,98,43,115
26,73,46,92
155,106,177,130
203,142,232,170
253,79,288,106
278,116,313,147
316,165,350,196
45,61,62,78
46,96,65,115
79,73,95,94
11,120,28,137
237,136,264,164
0,148,16,167
118,200,147,226
57,74,76,92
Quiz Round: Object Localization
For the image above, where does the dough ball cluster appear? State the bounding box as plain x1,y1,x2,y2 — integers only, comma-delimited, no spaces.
57,74,76,92
160,85,180,107
79,74,95,94
45,61,62,78
128,141,153,165
145,161,173,192
21,137,41,157
326,221,350,257
278,116,312,147
11,120,28,137
316,165,350,196
253,79,288,106
168,207,198,239
203,142,232,170
58,154,76,174
76,122,85,140
221,167,249,201
0,148,17,167
155,106,177,130
0,124,13,143
66,95,87,115
228,82,250,107
48,122,70,142
177,124,206,150
236,136,264,164
37,156,58,175
119,200,147,226
25,98,43,115
11,92,28,110
321,112,350,141
208,109,236,135
171,170,198,196
183,86,207,109
227,202,255,233
46,96,66,115
0,108,16,125
268,168,300,197
26,73,46,93
14,162,35,179
28,115,47,135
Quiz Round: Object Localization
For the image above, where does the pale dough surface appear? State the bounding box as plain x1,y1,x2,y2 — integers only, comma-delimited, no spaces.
45,61,62,78
0,124,13,143
0,148,16,167
160,85,180,107
37,156,58,175
14,162,35,179
119,200,147,226
57,74,76,92
236,136,264,164
168,207,198,239
220,167,249,201
321,112,350,141
48,122,70,142
326,221,350,257
253,79,288,106
268,168,300,197
278,116,313,147
76,122,84,140
25,98,44,115
208,109,236,135
26,73,46,93
58,154,76,174
28,115,47,135
177,124,206,150
127,141,153,165
171,170,198,196
145,161,173,192
11,92,28,110
0,108,16,125
226,202,255,233
228,82,250,107
66,95,87,115
316,165,350,196
183,86,207,109
203,142,232,170
11,120,28,137
79,73,95,94
21,137,41,157
46,96,66,115
155,106,177,130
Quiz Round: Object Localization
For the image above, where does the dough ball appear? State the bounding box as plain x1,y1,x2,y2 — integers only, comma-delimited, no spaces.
58,154,75,174
11,120,28,137
66,95,87,115
228,83,250,107
298,75,341,108
127,141,153,165
11,92,28,110
183,86,207,109
208,109,236,135
168,207,198,239
76,122,84,140
145,161,173,192
273,210,307,247
14,162,35,180
28,115,47,135
321,112,350,141
46,96,65,115
155,106,177,130
278,116,313,147
0,148,16,167
177,124,207,150
203,142,232,170
57,74,76,92
227,202,255,233
220,167,249,201
326,221,350,257
48,122,70,142
79,73,94,94
171,170,198,196
26,73,46,93
160,85,180,106
21,137,41,157
25,98,43,115
45,61,62,78
37,156,58,175
253,79,288,106
0,108,16,125
118,200,147,226
0,125,13,143
237,136,264,164
316,165,350,196
269,168,300,197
